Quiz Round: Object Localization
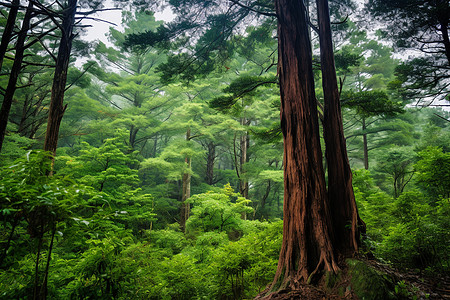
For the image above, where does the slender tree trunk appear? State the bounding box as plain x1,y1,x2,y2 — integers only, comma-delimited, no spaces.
129,125,138,149
317,0,364,257
267,0,338,292
239,118,249,199
0,0,33,152
0,0,20,71
0,215,19,267
43,0,77,158
180,128,191,232
362,117,369,169
205,141,216,185
40,224,56,300
33,233,44,300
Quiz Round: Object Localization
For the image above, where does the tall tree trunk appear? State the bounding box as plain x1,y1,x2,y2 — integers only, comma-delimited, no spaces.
362,117,369,169
180,128,191,232
0,0,33,152
205,141,216,185
43,0,77,158
0,0,20,71
239,118,249,199
317,0,364,257
268,0,338,291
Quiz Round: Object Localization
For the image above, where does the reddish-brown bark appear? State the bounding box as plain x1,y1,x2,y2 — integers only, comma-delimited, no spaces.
267,0,339,291
43,0,77,157
317,0,365,256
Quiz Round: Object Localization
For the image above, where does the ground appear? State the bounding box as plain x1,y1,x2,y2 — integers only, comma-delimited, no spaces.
256,258,449,299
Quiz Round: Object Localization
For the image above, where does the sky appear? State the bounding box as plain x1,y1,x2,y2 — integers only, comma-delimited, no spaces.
81,4,175,45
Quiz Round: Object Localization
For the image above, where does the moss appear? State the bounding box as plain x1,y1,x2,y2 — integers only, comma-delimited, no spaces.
324,270,341,290
347,259,397,300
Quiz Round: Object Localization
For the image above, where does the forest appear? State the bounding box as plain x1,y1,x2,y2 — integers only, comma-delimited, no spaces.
0,0,449,299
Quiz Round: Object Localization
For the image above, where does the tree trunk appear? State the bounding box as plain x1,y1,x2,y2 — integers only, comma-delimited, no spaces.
43,0,77,158
40,224,56,300
268,0,338,291
0,0,33,152
239,118,249,199
205,141,216,185
317,0,364,257
180,128,191,232
436,0,450,64
362,117,369,170
0,0,20,71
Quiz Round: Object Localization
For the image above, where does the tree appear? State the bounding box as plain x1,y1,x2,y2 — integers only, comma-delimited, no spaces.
0,0,34,152
317,0,364,257
0,0,19,71
87,11,169,153
43,0,78,159
126,0,363,294
366,0,450,103
268,0,339,289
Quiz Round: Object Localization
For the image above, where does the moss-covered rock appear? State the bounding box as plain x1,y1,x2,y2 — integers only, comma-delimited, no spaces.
347,259,397,300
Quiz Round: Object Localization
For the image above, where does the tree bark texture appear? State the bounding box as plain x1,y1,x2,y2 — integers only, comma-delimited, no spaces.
270,0,338,290
0,0,33,152
43,0,77,156
317,0,364,257
0,0,20,71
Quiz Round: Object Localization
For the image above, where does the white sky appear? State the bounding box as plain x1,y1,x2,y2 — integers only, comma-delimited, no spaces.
80,5,175,44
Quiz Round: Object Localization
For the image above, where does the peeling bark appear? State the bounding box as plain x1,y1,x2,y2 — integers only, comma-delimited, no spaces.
317,0,364,257
269,0,338,290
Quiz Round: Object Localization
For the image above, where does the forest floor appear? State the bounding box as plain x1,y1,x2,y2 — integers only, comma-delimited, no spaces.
366,259,450,300
256,258,449,299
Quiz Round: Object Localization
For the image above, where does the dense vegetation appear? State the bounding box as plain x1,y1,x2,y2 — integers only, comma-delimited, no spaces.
1,0,449,299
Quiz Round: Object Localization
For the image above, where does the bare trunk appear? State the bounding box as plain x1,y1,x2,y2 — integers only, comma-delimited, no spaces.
43,0,77,158
41,224,56,300
180,129,191,232
239,118,249,199
0,0,33,152
0,0,19,71
268,0,338,291
362,117,368,170
205,142,216,185
317,0,364,257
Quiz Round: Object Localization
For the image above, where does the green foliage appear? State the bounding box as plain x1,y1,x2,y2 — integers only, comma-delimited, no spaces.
342,90,404,118
186,184,253,234
57,136,140,196
2,4,450,299
415,147,450,199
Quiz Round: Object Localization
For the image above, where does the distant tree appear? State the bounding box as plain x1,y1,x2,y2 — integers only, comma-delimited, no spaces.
366,0,450,103
0,0,19,71
0,1,34,152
